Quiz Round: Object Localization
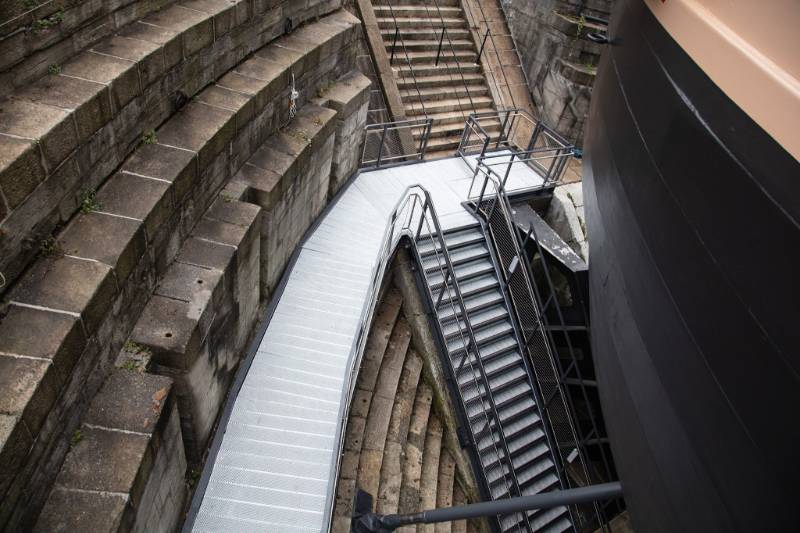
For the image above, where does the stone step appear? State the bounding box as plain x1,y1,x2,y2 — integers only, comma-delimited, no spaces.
373,5,463,19
423,135,464,155
33,369,185,532
406,95,493,115
381,27,470,41
451,483,468,533
399,381,433,518
434,450,456,533
333,289,404,525
397,72,485,90
385,38,475,53
373,0,461,6
414,121,500,142
357,316,413,503
0,1,354,299
0,10,361,527
417,413,443,533
377,350,424,514
401,84,489,103
128,197,260,464
226,103,339,297
376,16,467,30
392,49,477,65
0,0,174,97
396,62,482,77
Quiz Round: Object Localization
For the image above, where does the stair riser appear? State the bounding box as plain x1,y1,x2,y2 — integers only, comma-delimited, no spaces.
397,64,481,76
376,18,467,30
401,86,489,103
407,98,493,115
391,51,477,65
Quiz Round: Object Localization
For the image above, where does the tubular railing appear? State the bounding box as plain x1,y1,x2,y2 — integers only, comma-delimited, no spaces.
328,184,532,532
419,0,479,116
467,169,617,531
459,109,574,193
361,118,433,169
460,1,525,111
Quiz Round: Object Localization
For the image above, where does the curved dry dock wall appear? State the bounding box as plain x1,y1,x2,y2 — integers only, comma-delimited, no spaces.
500,0,614,146
0,3,370,530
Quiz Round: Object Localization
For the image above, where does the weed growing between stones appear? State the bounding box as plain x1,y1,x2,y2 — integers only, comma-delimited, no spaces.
70,430,83,448
286,128,312,146
142,129,158,145
316,80,334,98
32,10,64,32
39,236,63,258
124,340,152,357
79,188,101,213
47,64,61,75
187,468,201,488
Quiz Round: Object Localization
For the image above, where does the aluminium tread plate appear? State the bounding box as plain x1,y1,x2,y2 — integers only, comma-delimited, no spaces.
193,155,548,532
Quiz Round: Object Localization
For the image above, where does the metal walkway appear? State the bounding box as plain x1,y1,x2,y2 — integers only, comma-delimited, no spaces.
187,154,549,532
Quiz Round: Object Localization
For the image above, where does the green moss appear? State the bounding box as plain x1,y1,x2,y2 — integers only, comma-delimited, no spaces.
47,64,61,75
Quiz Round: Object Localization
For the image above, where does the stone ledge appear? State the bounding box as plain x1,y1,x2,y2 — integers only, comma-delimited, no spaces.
32,369,182,533
129,197,260,461
0,6,357,527
0,0,350,297
0,0,173,95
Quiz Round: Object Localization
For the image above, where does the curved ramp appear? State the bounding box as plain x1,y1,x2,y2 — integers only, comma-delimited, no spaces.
188,155,545,532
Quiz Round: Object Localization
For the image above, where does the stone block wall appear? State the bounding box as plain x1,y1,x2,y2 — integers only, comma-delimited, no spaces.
0,0,345,299
0,3,370,531
316,69,371,198
33,370,186,533
500,0,614,146
546,181,588,261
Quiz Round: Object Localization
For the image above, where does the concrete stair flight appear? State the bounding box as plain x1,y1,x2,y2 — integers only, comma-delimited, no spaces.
371,0,496,156
417,224,573,533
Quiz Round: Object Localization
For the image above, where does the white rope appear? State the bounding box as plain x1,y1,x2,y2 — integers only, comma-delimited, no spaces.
288,72,299,121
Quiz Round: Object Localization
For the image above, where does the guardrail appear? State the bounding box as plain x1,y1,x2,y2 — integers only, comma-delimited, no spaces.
326,184,530,531
361,118,433,169
459,109,574,193
467,168,619,531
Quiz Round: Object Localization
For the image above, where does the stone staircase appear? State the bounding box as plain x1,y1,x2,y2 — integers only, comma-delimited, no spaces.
0,3,371,530
333,286,486,533
371,0,496,156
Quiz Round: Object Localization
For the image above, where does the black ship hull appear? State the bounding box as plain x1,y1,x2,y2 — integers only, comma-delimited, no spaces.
583,1,800,531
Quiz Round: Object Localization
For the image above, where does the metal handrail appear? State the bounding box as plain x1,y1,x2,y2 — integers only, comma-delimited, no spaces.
459,110,574,192
468,168,613,530
327,184,530,532
460,0,530,112
383,0,428,117
361,118,434,169
419,0,479,116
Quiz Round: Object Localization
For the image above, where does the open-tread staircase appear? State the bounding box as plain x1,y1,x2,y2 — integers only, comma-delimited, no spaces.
417,224,573,533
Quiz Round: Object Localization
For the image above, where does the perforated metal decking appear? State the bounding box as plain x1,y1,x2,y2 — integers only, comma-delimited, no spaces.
187,155,558,533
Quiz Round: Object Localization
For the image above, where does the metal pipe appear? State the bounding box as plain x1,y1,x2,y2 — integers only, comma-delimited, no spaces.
353,483,623,532
477,28,489,64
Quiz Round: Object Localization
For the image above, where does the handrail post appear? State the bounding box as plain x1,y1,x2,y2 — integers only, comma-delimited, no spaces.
435,27,445,66
390,26,399,63
477,27,489,63
376,123,388,168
